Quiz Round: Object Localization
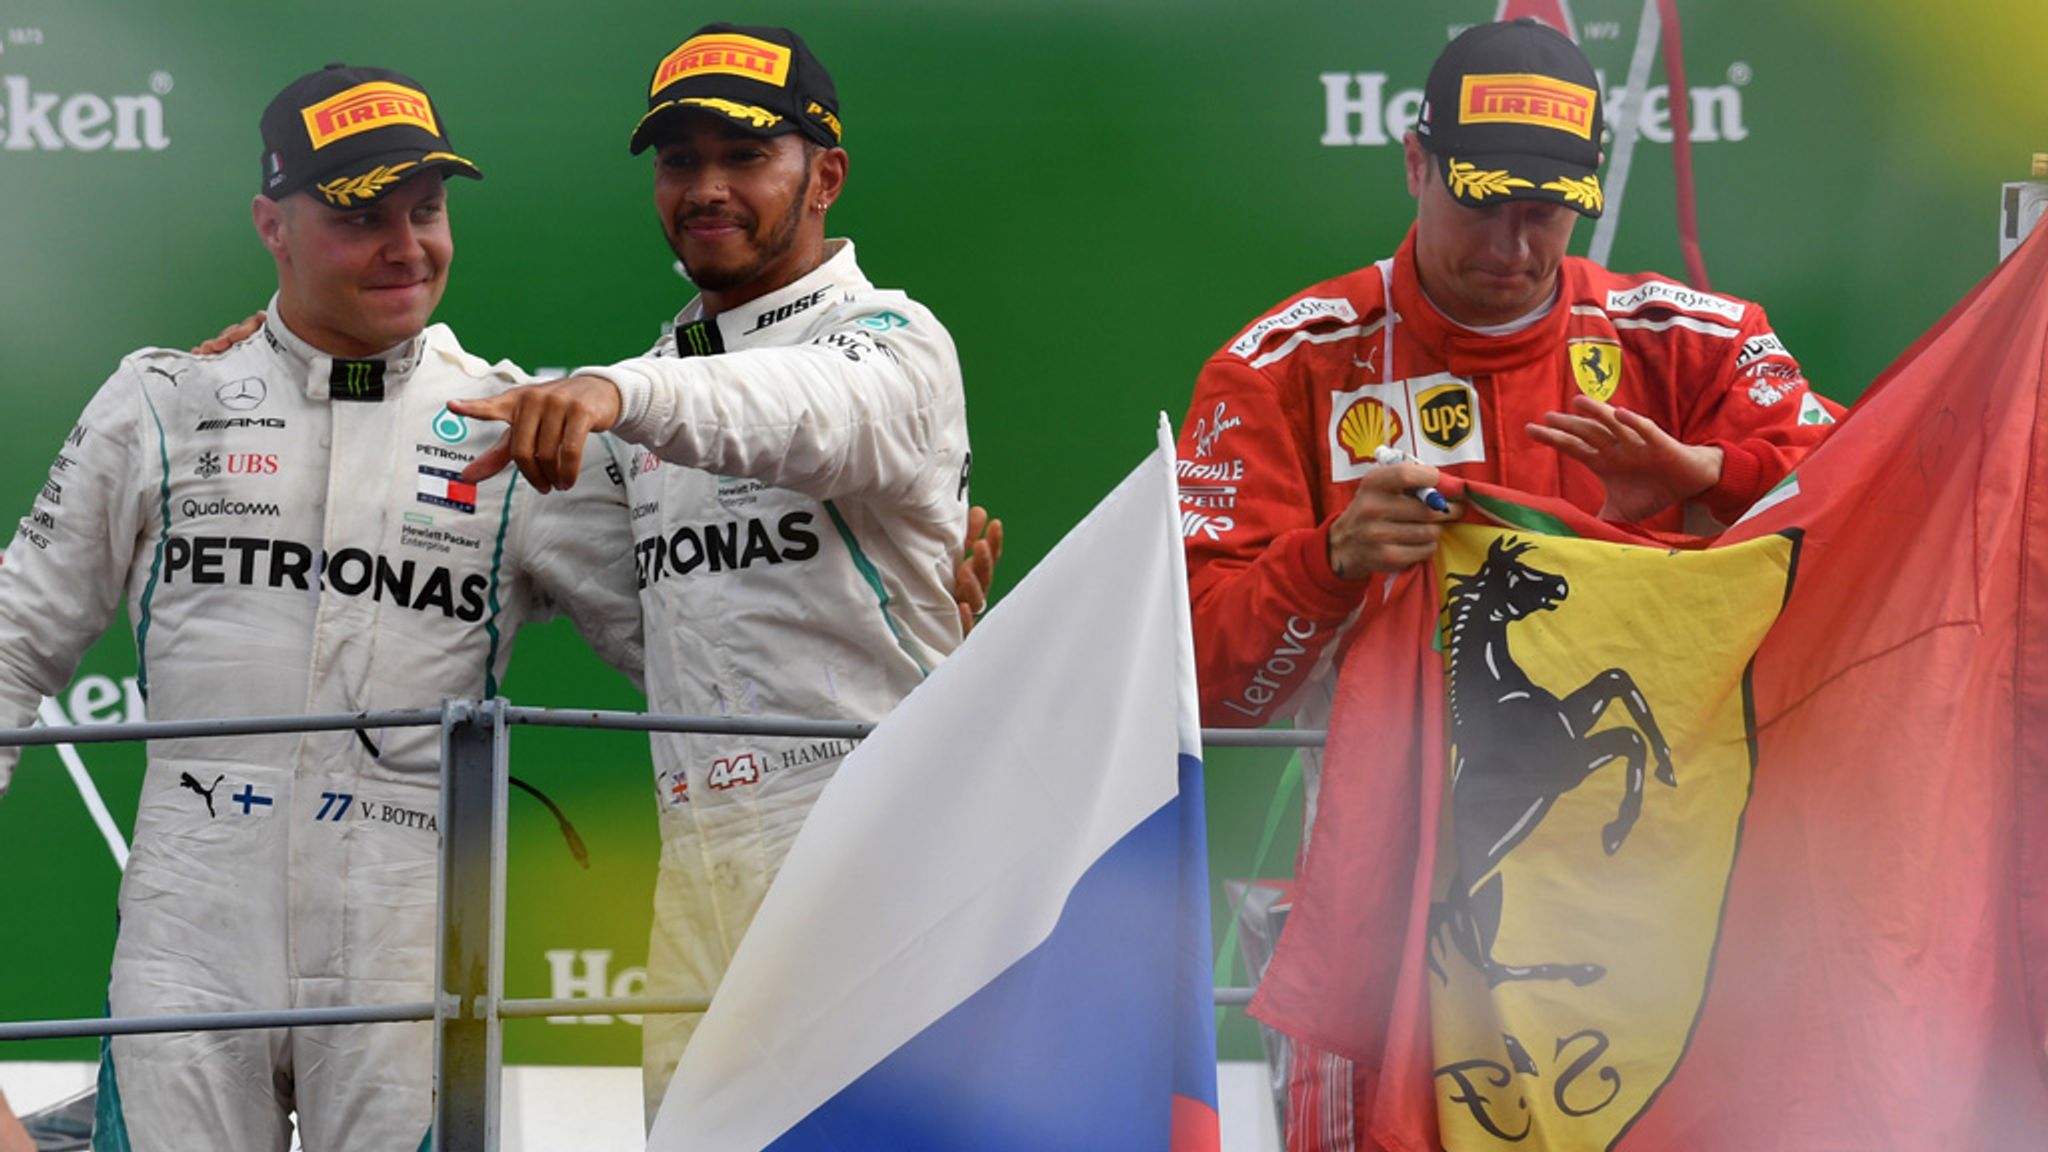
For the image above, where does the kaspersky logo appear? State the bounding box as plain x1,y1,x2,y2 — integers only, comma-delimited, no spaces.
0,74,171,152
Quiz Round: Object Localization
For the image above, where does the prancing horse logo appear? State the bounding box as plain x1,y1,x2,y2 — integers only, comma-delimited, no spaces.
1578,346,1611,386
1430,536,1675,986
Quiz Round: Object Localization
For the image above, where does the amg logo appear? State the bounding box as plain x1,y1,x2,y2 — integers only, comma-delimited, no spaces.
197,418,287,432
636,512,820,587
163,534,488,621
0,76,169,152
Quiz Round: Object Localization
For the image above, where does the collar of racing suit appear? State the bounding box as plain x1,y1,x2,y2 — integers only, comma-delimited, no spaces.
666,236,864,351
258,293,428,400
1388,224,1577,380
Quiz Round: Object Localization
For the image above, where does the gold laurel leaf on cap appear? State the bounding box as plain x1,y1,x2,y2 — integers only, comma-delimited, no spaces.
1446,158,1534,202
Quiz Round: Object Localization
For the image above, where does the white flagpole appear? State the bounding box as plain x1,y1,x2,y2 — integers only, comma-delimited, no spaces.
38,695,129,871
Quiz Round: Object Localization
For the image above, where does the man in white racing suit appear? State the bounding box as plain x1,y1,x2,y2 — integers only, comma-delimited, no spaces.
0,65,642,1152
452,23,972,1121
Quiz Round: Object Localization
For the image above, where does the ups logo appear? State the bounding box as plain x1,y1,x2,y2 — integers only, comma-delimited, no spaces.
1417,382,1476,450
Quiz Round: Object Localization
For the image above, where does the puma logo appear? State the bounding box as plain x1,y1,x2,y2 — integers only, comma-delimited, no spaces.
179,772,224,818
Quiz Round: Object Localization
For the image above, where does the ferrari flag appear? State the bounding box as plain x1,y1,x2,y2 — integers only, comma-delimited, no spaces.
1252,231,2048,1150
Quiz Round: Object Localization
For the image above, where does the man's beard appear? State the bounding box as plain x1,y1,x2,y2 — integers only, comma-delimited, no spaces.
669,165,811,292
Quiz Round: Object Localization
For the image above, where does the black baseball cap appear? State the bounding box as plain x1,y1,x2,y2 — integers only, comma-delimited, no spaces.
1415,19,1605,218
258,64,481,208
629,23,842,155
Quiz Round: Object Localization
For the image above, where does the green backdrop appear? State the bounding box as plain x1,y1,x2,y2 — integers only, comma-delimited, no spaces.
2,0,2043,1067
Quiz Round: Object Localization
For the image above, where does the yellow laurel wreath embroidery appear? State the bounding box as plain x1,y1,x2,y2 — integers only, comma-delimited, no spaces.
1445,158,1533,202
1542,173,1605,213
679,96,783,130
317,161,418,207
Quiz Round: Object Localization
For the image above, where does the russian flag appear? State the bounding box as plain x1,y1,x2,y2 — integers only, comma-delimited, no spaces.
649,422,1220,1151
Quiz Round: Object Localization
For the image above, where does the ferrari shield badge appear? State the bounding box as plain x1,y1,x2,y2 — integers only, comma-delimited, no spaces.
1569,339,1621,403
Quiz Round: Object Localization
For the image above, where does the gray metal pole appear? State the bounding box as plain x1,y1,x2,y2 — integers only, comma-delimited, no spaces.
434,699,509,1152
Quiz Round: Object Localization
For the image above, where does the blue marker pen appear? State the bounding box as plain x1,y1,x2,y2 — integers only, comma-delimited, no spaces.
1371,446,1450,513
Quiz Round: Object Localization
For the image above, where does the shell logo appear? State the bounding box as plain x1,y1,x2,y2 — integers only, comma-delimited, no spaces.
1337,396,1402,465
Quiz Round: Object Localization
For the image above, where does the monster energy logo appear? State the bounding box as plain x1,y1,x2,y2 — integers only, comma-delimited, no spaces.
330,359,387,402
674,319,724,358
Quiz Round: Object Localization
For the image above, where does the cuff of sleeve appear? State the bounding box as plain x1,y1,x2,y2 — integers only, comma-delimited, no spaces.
580,363,663,442
1286,522,1371,617
1702,440,1767,523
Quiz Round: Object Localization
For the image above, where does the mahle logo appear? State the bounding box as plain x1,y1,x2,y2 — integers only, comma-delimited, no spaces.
0,73,172,152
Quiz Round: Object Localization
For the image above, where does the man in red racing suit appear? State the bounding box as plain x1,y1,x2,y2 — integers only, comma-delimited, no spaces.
1174,19,1842,1150
1182,227,1837,737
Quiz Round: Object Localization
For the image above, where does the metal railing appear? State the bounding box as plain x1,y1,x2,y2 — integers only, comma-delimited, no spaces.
0,701,1322,1150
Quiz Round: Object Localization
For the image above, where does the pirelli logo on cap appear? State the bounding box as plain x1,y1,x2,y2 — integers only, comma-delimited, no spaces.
302,82,438,149
653,33,793,94
1459,73,1597,140
808,101,843,141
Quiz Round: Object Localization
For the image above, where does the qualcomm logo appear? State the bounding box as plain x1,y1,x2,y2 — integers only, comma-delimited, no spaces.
0,72,172,152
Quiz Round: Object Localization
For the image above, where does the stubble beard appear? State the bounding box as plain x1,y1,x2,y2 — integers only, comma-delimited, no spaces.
669,165,812,292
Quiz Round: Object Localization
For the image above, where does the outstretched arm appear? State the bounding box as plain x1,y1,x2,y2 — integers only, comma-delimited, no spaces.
456,309,962,506
450,375,621,493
